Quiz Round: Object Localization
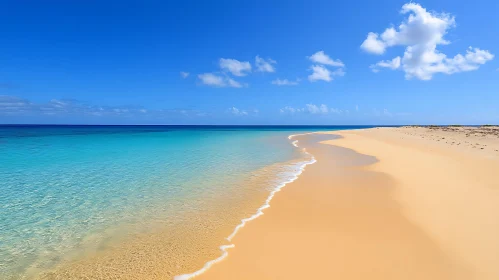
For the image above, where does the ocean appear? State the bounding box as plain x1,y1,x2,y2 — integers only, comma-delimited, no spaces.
0,125,370,279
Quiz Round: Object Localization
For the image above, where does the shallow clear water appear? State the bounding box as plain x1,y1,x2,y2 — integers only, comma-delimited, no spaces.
0,125,369,278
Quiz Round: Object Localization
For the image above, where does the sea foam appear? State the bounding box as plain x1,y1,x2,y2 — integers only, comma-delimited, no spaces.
174,132,317,280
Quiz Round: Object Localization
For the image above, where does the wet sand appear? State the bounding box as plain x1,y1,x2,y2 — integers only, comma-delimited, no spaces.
197,128,499,280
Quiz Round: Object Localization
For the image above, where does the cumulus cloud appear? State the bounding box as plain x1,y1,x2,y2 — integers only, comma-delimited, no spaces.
198,73,244,88
255,56,276,73
271,78,299,86
370,56,401,72
361,3,494,80
361,33,387,55
198,73,226,87
307,51,346,82
219,58,252,76
309,51,344,67
308,65,332,82
180,71,190,78
308,65,344,82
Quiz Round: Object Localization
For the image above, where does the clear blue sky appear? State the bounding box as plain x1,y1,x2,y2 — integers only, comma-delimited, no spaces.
1,0,498,125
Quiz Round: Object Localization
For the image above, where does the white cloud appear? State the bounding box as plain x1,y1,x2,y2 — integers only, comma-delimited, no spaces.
307,51,346,82
280,106,303,114
271,78,299,86
308,65,332,82
309,51,344,67
355,105,359,112
228,107,248,116
308,65,345,82
198,73,244,88
226,77,243,88
180,71,190,78
361,33,387,55
255,56,276,73
306,104,329,114
279,104,342,115
198,73,226,87
0,95,31,111
361,3,494,80
370,56,401,72
228,107,259,116
219,58,252,76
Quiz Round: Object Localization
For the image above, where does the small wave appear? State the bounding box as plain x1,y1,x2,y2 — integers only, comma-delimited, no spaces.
174,132,317,280
288,131,317,140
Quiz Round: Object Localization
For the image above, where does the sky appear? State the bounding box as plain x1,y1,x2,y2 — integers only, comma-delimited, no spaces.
1,0,498,125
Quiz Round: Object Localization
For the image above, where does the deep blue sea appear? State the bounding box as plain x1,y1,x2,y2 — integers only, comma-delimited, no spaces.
0,125,372,278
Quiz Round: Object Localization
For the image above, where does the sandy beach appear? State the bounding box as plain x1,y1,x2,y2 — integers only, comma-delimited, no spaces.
4,1,498,279
194,127,499,280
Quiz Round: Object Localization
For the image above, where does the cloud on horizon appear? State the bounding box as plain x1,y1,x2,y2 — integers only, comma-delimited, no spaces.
280,103,343,115
271,78,299,86
0,95,207,119
228,107,248,116
228,107,259,116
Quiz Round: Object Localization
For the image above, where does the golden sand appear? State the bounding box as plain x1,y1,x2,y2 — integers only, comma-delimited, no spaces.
196,128,499,280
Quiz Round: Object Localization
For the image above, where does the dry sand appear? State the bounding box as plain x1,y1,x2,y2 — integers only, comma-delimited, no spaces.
196,127,499,280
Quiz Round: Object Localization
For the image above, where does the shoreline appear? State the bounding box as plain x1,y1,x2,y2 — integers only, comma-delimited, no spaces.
194,127,499,280
30,131,320,280
25,126,499,279
174,132,318,280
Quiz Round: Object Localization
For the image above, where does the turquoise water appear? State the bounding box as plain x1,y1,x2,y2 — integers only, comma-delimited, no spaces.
0,125,369,278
